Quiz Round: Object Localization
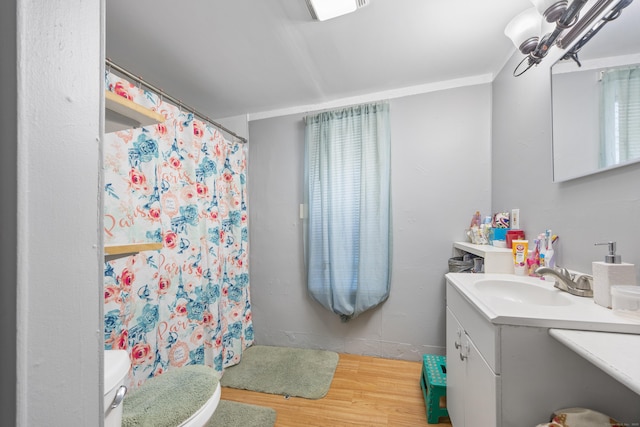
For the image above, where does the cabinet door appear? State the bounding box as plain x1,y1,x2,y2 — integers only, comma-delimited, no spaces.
465,335,499,426
446,308,466,427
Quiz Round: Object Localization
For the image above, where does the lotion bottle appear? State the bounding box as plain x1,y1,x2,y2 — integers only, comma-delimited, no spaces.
512,240,528,276
592,241,636,308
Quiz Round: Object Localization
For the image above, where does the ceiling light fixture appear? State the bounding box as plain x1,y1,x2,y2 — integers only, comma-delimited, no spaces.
505,0,634,76
305,0,369,21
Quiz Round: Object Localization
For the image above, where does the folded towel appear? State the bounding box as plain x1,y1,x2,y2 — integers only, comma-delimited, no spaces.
535,407,623,427
123,365,219,427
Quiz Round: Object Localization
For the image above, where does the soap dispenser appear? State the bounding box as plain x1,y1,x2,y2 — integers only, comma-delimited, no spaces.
592,241,636,308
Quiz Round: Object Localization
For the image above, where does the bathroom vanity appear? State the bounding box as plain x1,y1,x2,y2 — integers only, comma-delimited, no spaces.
446,273,640,427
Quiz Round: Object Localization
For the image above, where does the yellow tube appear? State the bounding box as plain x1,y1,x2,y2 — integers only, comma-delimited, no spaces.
512,240,528,276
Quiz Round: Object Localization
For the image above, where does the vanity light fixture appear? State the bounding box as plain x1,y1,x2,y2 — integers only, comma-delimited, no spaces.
305,0,369,21
505,0,634,76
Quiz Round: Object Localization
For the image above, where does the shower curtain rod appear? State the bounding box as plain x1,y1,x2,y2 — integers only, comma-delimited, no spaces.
106,58,247,144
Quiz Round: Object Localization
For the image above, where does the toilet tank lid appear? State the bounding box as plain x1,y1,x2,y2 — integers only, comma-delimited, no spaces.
104,350,130,392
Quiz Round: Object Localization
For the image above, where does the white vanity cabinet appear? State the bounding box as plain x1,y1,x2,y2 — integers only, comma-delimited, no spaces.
446,307,499,427
446,274,640,426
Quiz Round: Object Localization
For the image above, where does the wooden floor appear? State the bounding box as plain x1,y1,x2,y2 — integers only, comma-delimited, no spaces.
220,352,453,427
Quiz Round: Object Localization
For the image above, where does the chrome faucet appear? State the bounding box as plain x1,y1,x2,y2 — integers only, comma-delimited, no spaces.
535,267,594,298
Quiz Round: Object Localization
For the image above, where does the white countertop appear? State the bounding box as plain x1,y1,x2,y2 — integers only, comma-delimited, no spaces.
446,273,640,334
549,329,640,395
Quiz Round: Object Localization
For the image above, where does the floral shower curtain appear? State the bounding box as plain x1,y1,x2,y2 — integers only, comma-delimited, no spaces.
103,74,253,389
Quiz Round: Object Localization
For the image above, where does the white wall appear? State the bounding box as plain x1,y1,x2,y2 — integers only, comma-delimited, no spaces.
247,85,492,361
15,1,103,425
493,53,640,279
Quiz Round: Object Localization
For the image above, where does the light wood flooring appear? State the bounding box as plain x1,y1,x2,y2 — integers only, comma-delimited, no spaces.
220,352,453,427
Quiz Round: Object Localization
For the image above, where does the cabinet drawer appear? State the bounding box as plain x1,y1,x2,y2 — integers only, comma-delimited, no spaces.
447,282,500,373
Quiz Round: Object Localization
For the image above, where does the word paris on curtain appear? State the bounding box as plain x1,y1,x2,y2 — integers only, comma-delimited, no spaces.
303,102,392,322
103,73,253,389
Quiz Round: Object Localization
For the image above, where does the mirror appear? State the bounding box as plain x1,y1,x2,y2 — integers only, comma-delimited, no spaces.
551,1,640,182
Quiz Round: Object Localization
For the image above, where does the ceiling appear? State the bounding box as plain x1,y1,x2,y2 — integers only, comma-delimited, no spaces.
105,0,534,120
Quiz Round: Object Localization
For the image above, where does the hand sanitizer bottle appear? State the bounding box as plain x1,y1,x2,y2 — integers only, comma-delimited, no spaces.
592,241,636,308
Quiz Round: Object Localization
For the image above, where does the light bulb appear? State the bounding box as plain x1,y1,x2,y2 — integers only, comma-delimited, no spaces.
505,7,543,54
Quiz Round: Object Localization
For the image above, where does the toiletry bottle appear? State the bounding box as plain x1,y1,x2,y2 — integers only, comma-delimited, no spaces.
480,219,491,244
527,239,540,276
538,233,547,268
592,241,637,309
545,230,555,268
470,211,481,228
512,240,528,276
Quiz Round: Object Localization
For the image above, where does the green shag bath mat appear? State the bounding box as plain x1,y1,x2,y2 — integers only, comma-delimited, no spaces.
207,400,276,427
220,345,339,399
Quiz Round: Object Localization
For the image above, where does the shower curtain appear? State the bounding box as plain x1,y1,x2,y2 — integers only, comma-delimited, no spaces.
103,74,253,389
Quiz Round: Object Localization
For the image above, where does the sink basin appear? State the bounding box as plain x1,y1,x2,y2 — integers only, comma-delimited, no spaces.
473,279,572,306
446,272,640,333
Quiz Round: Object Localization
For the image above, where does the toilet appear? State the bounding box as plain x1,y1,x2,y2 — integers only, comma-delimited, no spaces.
104,350,221,427
121,364,222,427
104,350,130,427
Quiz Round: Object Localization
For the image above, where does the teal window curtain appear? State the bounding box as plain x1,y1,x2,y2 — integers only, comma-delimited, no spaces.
303,102,392,322
599,66,640,167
